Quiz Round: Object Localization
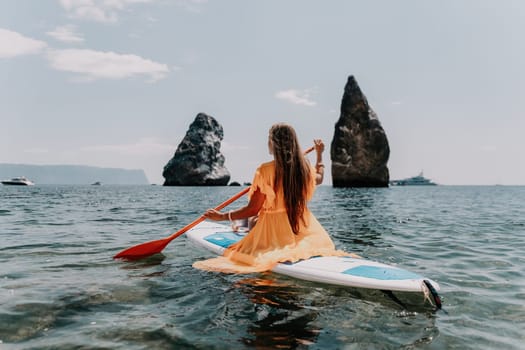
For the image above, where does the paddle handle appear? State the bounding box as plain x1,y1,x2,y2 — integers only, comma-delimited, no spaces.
165,145,315,243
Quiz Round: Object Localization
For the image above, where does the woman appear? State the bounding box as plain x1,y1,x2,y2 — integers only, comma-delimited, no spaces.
193,123,350,273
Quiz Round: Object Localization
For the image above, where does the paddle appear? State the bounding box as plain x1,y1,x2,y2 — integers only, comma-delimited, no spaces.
113,146,315,260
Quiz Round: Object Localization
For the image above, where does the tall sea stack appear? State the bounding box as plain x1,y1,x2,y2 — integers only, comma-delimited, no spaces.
330,76,390,187
163,113,230,186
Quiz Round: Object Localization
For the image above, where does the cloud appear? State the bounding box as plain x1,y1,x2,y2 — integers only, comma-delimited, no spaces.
275,89,317,107
46,48,170,81
46,25,84,43
59,0,154,23
81,138,176,156
0,28,47,58
175,0,208,13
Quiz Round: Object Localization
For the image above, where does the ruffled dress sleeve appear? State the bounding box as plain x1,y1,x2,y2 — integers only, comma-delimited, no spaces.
248,162,276,210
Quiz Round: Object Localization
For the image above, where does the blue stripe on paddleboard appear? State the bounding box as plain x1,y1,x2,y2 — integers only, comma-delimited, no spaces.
204,232,242,248
343,265,422,280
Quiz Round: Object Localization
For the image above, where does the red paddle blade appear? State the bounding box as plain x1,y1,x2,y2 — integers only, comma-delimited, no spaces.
113,238,170,260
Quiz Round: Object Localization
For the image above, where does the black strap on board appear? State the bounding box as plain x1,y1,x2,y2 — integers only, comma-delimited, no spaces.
423,279,442,310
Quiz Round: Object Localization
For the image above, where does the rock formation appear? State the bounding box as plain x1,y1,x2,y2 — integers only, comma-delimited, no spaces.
330,76,390,187
163,113,231,186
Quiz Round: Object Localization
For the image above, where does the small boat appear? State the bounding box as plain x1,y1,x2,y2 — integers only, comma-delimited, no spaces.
390,172,437,186
91,181,102,186
1,176,35,186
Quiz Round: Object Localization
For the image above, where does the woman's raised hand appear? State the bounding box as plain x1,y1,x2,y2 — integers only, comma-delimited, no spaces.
313,139,324,154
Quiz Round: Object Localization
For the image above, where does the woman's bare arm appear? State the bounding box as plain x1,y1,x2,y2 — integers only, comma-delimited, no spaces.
203,188,266,221
314,139,325,185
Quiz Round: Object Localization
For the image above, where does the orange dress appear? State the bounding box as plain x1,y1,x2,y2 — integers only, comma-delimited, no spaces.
192,161,348,273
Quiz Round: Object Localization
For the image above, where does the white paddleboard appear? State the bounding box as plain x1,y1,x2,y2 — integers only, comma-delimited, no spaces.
187,221,440,296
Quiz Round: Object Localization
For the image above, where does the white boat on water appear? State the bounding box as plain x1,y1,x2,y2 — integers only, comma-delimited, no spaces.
390,172,437,186
1,176,35,186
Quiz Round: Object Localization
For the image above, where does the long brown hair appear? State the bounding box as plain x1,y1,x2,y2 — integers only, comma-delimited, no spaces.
269,123,311,233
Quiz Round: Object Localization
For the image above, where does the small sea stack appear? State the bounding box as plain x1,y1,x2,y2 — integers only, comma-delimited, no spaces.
163,113,231,186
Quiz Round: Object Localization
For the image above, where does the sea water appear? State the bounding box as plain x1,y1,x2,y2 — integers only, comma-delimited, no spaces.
0,185,524,349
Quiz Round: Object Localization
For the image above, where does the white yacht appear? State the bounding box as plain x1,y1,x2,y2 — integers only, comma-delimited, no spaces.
390,172,437,186
1,176,35,186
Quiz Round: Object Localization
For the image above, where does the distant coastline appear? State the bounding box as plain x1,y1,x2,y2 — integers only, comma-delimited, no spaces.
0,164,149,185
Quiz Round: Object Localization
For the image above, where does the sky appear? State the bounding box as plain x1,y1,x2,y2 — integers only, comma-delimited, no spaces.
1,0,524,185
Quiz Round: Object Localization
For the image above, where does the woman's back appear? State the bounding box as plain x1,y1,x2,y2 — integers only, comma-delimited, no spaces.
250,161,312,212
